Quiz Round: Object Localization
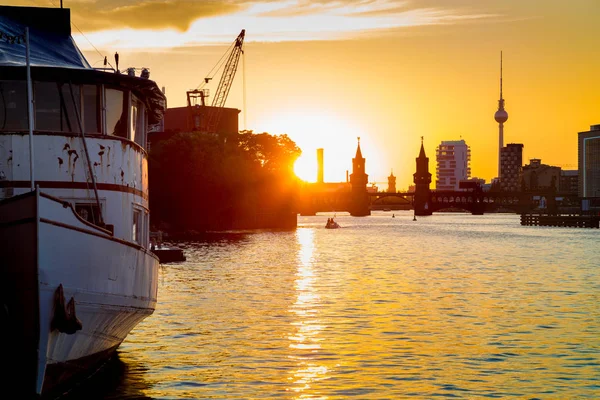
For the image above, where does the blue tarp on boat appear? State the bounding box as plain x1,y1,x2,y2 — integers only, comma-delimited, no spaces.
0,6,91,69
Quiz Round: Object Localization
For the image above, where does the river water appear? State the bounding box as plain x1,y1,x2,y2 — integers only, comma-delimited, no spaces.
95,212,598,399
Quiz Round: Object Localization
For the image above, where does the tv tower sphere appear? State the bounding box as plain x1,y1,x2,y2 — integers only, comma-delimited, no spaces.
495,107,508,123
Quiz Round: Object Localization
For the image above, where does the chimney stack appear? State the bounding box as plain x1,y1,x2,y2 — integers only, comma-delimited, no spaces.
317,148,324,183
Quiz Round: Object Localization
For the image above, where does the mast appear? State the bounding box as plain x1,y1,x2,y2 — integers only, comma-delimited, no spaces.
25,27,35,191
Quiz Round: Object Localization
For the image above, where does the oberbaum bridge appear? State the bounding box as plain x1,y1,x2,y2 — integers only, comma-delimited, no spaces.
297,139,580,217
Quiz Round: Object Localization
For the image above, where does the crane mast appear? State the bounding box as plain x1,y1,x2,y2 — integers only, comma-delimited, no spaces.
203,29,245,134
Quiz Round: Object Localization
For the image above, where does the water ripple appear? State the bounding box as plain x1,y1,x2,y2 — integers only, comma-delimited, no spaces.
95,212,598,399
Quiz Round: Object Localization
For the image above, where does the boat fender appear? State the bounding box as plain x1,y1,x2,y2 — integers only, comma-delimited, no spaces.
51,284,82,335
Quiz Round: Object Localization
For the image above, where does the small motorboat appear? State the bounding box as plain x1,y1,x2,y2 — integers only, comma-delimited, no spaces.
325,219,341,229
151,244,186,263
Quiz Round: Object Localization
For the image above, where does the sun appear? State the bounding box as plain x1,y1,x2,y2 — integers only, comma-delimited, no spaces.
260,111,366,183
294,153,317,182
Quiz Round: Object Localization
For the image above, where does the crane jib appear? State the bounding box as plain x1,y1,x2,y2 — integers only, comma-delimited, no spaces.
186,29,245,135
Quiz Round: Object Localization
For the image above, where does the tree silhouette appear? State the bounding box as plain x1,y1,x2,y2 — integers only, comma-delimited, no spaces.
149,130,301,233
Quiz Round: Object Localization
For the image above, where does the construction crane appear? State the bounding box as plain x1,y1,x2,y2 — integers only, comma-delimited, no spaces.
187,29,245,134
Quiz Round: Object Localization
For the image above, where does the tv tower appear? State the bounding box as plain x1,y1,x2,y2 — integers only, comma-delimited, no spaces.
494,51,508,178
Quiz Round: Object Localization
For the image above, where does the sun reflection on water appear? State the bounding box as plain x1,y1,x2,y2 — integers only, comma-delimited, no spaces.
288,228,330,398
109,215,599,399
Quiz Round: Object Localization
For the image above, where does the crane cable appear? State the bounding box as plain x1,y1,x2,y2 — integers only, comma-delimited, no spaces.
45,0,116,70
242,49,246,130
194,39,237,91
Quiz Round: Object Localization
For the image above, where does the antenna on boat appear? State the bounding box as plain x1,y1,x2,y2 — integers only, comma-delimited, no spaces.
114,52,120,73
25,27,35,191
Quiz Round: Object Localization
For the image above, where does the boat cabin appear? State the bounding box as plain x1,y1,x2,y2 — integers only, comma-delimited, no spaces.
0,5,166,248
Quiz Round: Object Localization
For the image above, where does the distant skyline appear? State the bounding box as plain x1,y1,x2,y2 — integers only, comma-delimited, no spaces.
8,0,599,188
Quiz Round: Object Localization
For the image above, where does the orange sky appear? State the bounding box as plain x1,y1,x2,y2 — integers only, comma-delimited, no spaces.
11,0,600,189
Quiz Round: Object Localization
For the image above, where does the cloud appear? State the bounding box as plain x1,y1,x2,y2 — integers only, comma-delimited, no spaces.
4,0,242,31
4,0,497,50
79,1,244,31
254,0,412,17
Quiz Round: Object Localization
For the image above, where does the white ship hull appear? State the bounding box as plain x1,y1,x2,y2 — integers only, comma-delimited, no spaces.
0,6,167,396
0,190,159,396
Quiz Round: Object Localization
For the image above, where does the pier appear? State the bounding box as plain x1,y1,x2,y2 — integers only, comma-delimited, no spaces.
520,214,600,228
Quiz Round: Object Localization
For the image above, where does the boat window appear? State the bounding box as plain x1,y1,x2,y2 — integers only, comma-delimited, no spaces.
131,95,146,147
144,210,149,247
83,85,101,134
34,82,81,132
105,88,128,138
133,208,141,244
75,203,101,225
0,81,28,131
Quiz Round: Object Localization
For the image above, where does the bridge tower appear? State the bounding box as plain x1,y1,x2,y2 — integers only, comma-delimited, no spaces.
413,137,432,216
387,170,397,193
350,137,370,216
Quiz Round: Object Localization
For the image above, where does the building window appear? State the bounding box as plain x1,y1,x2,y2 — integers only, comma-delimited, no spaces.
144,210,149,247
34,82,81,132
0,81,28,131
133,208,141,244
105,88,128,138
131,95,146,147
132,207,150,246
83,85,101,134
75,203,102,225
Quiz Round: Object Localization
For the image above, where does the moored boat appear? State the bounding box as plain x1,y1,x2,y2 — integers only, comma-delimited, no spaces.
0,5,165,397
152,244,187,263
